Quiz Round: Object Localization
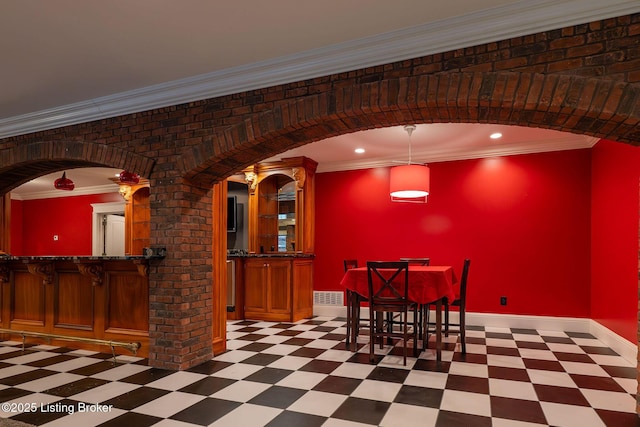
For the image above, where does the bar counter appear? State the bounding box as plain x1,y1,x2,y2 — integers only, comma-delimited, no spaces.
0,255,151,357
226,252,315,322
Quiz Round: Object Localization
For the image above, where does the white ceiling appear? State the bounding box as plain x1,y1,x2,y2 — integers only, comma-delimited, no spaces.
6,1,637,197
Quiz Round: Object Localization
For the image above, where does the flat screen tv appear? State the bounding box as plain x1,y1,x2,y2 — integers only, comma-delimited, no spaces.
227,196,237,232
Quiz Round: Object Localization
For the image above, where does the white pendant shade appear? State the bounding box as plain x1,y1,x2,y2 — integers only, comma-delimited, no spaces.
390,164,430,201
389,125,430,203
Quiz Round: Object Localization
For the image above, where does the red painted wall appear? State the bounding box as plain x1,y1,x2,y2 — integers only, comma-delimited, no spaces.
9,200,23,255
591,140,640,343
12,193,121,256
315,149,593,318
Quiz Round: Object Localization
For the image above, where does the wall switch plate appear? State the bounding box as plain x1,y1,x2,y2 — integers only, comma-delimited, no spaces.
53,235,59,241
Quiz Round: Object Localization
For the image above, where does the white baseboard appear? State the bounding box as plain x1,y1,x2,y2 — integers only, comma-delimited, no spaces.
588,319,637,365
466,312,590,332
313,305,349,318
312,305,637,364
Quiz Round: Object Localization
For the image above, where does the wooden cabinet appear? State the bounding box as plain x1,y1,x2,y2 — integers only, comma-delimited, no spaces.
245,157,317,255
243,257,313,322
256,176,296,253
129,187,150,255
228,156,316,323
110,178,150,256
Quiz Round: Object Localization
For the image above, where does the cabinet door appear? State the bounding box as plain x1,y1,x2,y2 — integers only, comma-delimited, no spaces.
292,260,313,320
130,187,150,256
267,260,291,315
244,261,268,313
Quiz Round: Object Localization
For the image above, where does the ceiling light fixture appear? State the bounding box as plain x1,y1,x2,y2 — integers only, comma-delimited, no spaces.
354,148,365,154
490,132,503,139
53,171,75,191
389,125,429,203
118,170,140,184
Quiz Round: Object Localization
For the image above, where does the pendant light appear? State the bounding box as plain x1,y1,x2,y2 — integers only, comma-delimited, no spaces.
118,170,140,184
389,125,430,203
53,171,75,191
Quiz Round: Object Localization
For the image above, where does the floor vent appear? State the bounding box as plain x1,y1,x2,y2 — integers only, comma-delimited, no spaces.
313,291,344,306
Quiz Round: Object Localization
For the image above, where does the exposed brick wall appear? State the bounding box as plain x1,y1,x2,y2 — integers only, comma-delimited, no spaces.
148,180,214,369
0,14,638,371
179,71,640,186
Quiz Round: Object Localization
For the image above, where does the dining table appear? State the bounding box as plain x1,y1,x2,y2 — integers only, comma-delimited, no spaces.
340,265,457,362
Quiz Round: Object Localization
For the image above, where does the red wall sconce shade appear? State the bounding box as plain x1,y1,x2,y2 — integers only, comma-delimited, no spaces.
53,172,75,191
119,170,140,184
389,164,430,203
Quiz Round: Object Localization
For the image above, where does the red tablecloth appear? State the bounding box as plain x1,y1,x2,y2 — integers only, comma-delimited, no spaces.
340,265,457,304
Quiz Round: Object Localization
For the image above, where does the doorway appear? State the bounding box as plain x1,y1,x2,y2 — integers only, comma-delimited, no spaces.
103,214,125,256
91,202,125,256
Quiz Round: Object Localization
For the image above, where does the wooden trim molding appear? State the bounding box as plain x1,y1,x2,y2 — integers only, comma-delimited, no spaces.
212,181,227,356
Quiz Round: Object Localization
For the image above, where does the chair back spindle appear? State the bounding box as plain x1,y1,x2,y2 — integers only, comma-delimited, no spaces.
367,261,409,302
458,258,471,309
399,257,430,266
366,260,416,365
343,259,358,272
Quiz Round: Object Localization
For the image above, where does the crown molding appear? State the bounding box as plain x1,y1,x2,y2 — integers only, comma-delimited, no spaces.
0,0,638,139
10,184,118,201
316,136,599,173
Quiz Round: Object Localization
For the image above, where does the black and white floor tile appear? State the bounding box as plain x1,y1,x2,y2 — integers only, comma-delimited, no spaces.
0,317,637,426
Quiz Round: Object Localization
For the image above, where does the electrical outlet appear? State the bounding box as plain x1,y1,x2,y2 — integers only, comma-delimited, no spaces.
500,296,507,306
53,235,59,241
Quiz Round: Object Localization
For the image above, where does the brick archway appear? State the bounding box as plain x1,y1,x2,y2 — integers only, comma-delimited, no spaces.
0,13,637,372
0,140,155,194
179,71,640,185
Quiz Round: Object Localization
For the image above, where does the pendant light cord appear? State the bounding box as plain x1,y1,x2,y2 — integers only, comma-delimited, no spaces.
404,125,416,165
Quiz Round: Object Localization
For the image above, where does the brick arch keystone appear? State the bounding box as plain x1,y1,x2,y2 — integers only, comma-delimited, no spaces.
179,71,640,186
0,140,155,194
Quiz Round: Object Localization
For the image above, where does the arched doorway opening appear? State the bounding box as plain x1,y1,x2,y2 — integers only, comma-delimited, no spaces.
198,72,638,372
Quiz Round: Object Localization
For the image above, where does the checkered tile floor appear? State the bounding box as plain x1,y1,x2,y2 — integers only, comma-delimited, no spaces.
0,317,637,426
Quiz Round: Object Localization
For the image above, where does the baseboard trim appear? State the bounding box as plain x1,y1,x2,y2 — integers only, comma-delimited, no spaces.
588,319,637,365
312,305,349,318
312,306,637,364
466,312,590,332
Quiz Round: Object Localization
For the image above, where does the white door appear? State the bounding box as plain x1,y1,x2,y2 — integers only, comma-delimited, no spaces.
105,214,125,256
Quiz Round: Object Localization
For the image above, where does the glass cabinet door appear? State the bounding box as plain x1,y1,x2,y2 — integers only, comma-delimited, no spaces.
277,181,296,252
258,174,296,252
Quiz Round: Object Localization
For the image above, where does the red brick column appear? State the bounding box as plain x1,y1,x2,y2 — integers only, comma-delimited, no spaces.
147,178,214,370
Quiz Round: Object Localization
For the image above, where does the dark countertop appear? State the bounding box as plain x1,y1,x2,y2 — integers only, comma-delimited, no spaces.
227,252,315,259
0,255,152,262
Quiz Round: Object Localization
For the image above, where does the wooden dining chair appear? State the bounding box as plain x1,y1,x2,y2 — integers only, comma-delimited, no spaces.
426,258,471,354
343,259,364,351
399,257,430,347
367,261,418,365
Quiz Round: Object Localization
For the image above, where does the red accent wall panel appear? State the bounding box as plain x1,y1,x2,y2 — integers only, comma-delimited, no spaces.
10,199,23,255
590,140,640,343
315,149,592,319
15,193,121,256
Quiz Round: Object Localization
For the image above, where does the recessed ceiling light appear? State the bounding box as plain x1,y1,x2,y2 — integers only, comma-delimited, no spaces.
354,148,365,154
490,132,503,139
